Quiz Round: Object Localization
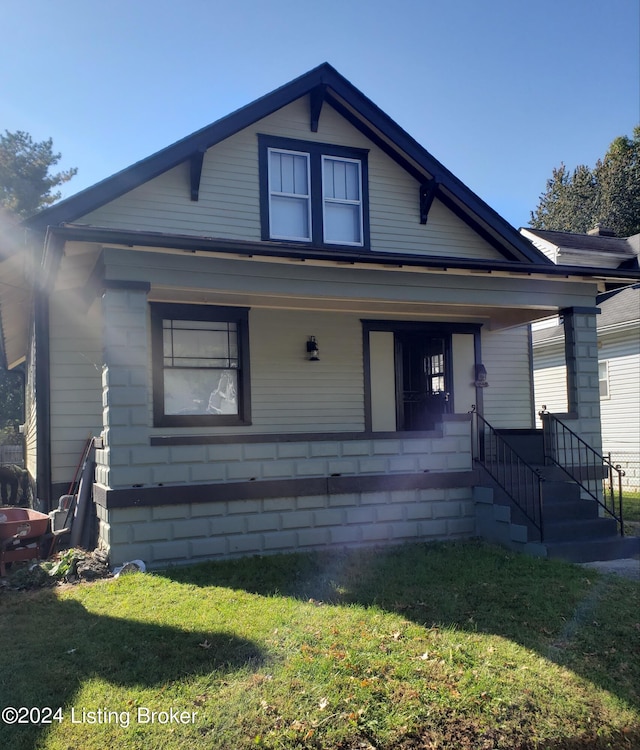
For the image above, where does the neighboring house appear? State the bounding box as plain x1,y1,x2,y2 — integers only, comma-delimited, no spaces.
522,228,640,491
1,64,638,566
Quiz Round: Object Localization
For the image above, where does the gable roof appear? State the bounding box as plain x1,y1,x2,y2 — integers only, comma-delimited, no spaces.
26,62,548,265
522,227,640,268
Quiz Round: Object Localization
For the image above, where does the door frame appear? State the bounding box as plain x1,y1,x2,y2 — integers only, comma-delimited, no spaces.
362,320,482,432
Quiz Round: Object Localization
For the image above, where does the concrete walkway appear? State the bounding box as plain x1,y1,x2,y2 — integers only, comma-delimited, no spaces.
580,557,640,581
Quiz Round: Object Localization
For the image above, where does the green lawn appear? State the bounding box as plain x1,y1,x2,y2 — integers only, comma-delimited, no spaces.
622,491,640,522
0,541,638,749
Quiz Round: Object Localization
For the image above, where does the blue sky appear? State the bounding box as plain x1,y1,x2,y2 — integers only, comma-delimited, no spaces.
1,0,638,229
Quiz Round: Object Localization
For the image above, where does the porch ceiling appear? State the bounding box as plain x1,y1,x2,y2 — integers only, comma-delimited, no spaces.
147,285,558,331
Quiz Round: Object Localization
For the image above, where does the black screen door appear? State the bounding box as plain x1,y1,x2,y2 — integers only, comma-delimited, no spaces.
396,333,451,430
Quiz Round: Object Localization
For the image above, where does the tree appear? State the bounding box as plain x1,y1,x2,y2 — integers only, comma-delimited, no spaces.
0,130,77,219
530,126,640,237
0,367,23,444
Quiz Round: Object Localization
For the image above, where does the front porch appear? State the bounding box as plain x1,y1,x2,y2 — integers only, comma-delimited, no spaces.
94,416,479,566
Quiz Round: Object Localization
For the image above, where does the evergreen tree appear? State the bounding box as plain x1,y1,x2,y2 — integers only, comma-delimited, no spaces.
530,126,640,237
0,130,77,219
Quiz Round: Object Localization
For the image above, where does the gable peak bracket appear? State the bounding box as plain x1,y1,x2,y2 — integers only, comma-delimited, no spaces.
419,179,439,224
309,84,328,133
190,148,206,201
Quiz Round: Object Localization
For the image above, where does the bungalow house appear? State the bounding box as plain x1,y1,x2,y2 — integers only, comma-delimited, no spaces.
521,227,640,491
2,64,639,566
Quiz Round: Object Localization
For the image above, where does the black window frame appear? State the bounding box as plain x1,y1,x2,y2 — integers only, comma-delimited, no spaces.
258,134,370,250
150,303,251,428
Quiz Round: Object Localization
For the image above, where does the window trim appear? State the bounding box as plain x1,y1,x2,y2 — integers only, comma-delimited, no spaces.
598,360,610,400
267,147,312,242
259,134,369,249
321,154,364,247
150,303,251,428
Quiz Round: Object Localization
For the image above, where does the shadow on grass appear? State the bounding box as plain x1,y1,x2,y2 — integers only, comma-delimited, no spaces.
159,540,640,712
0,590,264,749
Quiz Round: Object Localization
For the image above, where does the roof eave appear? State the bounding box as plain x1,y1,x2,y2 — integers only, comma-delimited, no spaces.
47,224,640,281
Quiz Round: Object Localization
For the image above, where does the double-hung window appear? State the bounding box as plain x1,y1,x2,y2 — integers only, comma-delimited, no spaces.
260,135,369,249
322,156,363,245
268,149,311,241
151,304,251,427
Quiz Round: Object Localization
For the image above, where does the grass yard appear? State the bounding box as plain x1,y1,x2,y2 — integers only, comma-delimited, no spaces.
622,491,640,522
0,540,638,750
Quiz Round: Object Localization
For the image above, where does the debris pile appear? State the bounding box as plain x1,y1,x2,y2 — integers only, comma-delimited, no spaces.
2,548,111,590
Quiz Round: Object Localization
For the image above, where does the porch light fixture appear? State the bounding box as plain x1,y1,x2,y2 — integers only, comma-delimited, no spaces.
474,363,488,388
306,336,320,361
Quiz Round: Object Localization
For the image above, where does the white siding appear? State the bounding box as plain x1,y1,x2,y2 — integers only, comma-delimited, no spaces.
599,330,640,454
481,327,533,428
49,295,103,483
81,98,504,261
532,341,567,425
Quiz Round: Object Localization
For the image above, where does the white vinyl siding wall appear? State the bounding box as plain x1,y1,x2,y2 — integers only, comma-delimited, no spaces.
80,98,504,261
598,331,640,454
49,295,103,483
532,328,640,451
532,340,568,425
481,327,534,428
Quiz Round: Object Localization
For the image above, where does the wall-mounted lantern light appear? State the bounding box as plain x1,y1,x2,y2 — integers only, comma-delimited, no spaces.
474,363,488,387
306,336,320,361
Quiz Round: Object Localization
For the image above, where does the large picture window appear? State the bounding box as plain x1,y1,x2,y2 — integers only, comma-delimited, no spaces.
260,135,369,249
151,304,251,427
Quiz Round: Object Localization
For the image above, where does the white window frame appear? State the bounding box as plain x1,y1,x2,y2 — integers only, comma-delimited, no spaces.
321,155,364,247
267,148,312,242
598,360,610,399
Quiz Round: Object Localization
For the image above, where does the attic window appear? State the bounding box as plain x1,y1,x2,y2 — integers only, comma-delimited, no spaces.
259,135,369,249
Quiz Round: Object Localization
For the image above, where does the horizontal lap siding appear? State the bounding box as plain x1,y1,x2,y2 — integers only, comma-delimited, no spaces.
481,326,533,428
532,342,567,424
80,98,503,261
599,331,640,452
250,310,363,431
49,296,103,483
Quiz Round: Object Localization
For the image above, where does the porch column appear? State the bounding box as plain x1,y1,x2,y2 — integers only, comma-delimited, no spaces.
98,282,151,488
562,306,602,452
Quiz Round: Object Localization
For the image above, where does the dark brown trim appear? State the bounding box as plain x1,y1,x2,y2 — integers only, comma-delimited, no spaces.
473,329,484,415
190,149,205,201
104,279,152,292
419,180,439,224
309,84,327,132
150,303,252,428
149,426,456,446
34,290,51,510
560,306,602,315
94,469,478,509
363,320,482,335
257,134,371,250
43,225,640,282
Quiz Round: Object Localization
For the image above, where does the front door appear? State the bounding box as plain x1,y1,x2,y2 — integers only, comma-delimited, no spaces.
396,333,452,431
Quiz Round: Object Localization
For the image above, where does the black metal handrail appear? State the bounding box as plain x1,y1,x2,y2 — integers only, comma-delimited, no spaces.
470,408,544,541
539,409,626,536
